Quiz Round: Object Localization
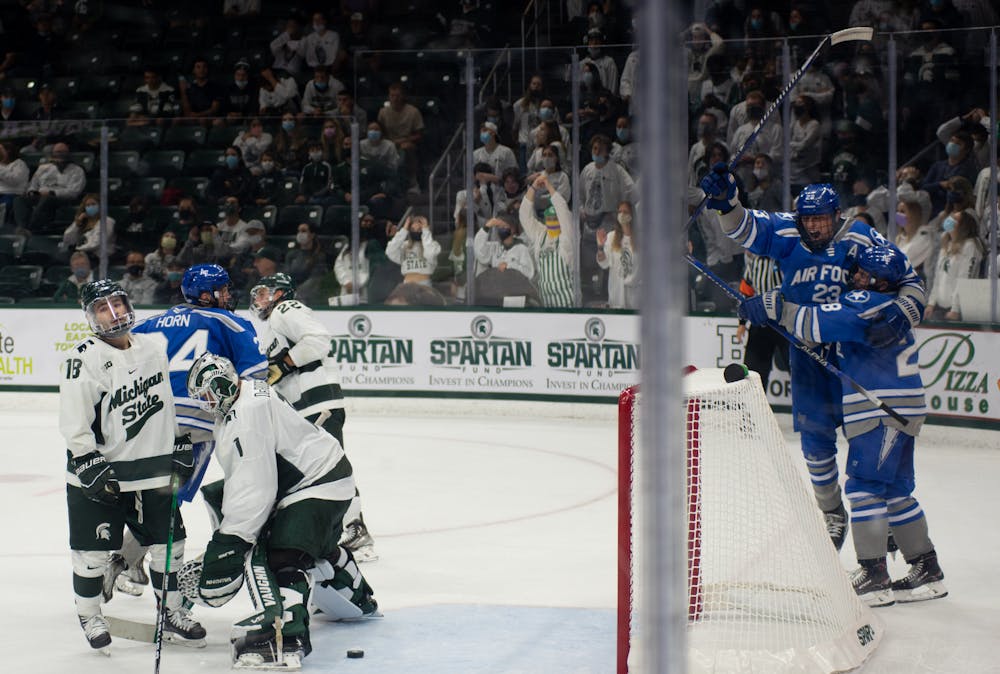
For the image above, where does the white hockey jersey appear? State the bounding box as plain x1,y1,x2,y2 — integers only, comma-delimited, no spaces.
213,379,355,545
59,333,177,492
257,299,345,418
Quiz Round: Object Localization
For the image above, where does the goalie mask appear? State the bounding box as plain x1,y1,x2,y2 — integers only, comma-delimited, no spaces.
250,272,296,320
81,279,135,339
187,352,241,418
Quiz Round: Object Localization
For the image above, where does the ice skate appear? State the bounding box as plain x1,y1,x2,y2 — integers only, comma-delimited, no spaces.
850,558,895,608
892,550,948,603
162,605,207,648
101,553,127,602
824,503,849,551
114,559,149,597
340,517,378,562
79,614,112,655
232,631,304,670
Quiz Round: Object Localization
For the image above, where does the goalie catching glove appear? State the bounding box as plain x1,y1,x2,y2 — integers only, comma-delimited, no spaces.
738,289,783,327
186,531,252,607
71,451,120,505
266,348,296,386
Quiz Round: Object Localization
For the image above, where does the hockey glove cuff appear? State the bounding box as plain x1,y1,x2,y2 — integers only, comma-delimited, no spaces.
266,348,296,386
199,532,252,607
172,434,196,481
71,450,120,506
698,162,739,213
865,301,911,348
738,289,783,327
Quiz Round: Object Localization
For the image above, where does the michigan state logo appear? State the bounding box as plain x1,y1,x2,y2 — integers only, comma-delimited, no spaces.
95,523,111,540
348,314,372,338
585,317,605,342
470,315,493,339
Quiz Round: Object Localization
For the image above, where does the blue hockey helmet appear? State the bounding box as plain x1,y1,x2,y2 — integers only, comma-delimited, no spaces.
181,264,236,310
854,245,907,290
796,184,841,252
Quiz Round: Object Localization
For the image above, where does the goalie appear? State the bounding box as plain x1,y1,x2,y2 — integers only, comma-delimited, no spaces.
183,353,377,669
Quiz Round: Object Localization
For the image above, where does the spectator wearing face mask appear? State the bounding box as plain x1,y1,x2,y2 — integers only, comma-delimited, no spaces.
252,151,282,205
270,18,304,73
233,118,273,176
688,112,728,187
223,60,259,124
610,116,639,179
359,121,400,170
525,143,571,212
146,230,179,282
285,222,327,286
386,215,440,286
297,142,333,204
730,91,783,166
119,250,157,306
526,120,569,174
302,65,344,117
298,11,344,73
788,94,821,193
319,119,345,164
54,251,94,304
258,67,300,116
746,154,782,211
519,174,577,308
178,220,226,267
580,29,619,96
925,210,986,321
230,220,274,291
0,88,20,122
154,259,188,305
333,213,394,305
475,215,536,281
596,201,639,309
272,112,309,174
215,196,249,251
582,134,638,232
473,122,518,179
894,199,937,287
17,142,86,232
61,193,115,259
512,75,546,170
922,131,980,216
209,146,254,204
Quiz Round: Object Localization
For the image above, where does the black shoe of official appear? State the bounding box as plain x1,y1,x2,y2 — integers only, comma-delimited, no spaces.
850,557,895,608
824,503,849,551
892,550,948,603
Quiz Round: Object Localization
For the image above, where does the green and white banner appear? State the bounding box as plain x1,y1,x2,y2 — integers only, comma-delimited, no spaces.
0,308,996,426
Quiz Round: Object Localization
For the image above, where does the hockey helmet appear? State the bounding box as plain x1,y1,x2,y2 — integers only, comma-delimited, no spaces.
795,184,840,252
854,245,907,291
187,352,241,418
181,264,236,310
249,273,296,320
81,279,135,339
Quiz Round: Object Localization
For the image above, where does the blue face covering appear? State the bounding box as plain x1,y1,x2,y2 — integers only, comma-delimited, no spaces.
85,204,100,217
480,132,492,145
225,155,239,169
282,120,295,132
616,128,629,142
945,142,962,158
539,107,554,121
367,130,381,142
592,153,607,165
1,98,14,109
942,215,957,233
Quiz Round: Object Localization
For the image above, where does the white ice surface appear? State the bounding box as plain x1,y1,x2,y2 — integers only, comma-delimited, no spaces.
0,395,997,673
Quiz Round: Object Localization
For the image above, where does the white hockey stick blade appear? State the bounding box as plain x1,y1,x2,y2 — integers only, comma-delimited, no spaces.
233,652,302,671
106,615,156,643
830,27,874,44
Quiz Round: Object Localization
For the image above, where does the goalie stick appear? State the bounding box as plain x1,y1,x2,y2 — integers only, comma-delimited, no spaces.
685,26,874,231
685,252,911,427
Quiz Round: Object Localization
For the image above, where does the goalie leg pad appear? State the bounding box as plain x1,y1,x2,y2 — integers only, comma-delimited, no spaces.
309,547,379,621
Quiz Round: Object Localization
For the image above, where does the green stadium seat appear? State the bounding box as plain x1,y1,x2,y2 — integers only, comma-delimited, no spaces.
163,125,207,151
143,149,186,177
275,205,322,235
168,176,211,201
108,150,141,177
129,177,167,201
117,126,163,152
184,149,225,177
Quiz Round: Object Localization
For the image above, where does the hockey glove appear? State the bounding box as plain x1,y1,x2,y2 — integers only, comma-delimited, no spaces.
865,301,910,348
738,289,783,327
698,162,738,213
71,450,120,506
198,531,252,607
266,348,296,386
172,433,196,481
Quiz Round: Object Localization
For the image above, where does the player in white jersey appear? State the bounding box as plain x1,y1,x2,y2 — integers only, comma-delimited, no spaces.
250,272,377,561
182,353,377,669
59,280,205,652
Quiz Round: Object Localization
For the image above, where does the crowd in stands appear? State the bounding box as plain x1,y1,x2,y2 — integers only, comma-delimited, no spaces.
0,1,997,317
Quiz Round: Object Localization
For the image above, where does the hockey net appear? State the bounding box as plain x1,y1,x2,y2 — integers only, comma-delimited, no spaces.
617,368,882,673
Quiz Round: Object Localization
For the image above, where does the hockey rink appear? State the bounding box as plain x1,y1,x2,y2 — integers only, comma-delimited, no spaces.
1,393,998,673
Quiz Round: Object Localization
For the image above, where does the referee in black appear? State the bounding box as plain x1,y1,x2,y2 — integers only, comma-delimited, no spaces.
736,251,789,393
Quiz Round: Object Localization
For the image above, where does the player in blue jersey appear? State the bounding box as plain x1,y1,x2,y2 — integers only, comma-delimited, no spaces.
746,246,946,607
103,264,268,599
700,165,927,551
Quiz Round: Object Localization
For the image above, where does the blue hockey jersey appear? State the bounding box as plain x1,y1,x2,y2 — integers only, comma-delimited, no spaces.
133,305,267,439
725,208,927,312
785,289,927,439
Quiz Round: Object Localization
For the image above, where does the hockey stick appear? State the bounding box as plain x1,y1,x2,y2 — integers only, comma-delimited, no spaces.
153,474,180,674
685,26,874,231
685,253,911,427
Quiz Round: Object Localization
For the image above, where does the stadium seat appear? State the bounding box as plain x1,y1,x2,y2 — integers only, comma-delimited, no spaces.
101,98,137,121
68,152,95,175
276,205,323,235
0,265,44,298
149,206,179,230
65,100,100,119
168,176,211,201
117,126,163,152
143,47,186,74
61,50,109,75
77,75,121,100
184,149,225,177
274,177,300,206
143,149,186,177
163,126,207,151
321,205,354,235
242,205,278,230
84,177,125,204
108,150,141,177
0,234,26,267
110,50,143,74
207,125,242,149
129,177,166,201
107,265,127,281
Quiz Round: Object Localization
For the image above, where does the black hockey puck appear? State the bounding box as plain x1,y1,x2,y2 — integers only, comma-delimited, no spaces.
347,649,365,659
723,363,749,382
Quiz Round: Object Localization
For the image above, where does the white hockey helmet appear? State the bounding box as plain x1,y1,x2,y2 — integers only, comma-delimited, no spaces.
186,352,241,418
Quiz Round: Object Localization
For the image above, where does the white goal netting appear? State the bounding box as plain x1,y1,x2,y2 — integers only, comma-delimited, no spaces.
618,368,882,673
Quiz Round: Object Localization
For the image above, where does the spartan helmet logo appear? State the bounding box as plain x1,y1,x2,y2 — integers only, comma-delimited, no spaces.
95,523,111,540
471,315,493,339
585,317,606,342
348,314,372,338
